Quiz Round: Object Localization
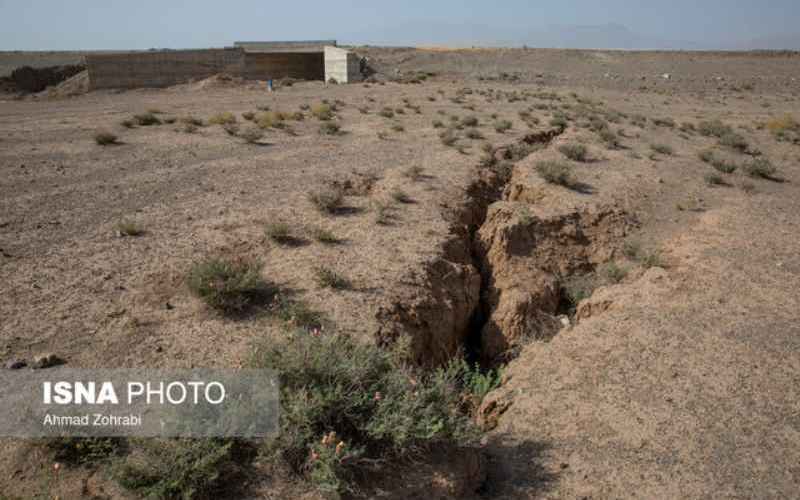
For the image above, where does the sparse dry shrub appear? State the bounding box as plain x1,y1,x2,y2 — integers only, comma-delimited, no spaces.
133,113,161,126
718,132,749,153
439,129,458,147
240,127,264,144
222,123,240,136
743,158,779,180
313,266,351,290
558,143,588,162
257,111,286,129
252,330,479,495
536,160,575,186
319,122,341,136
94,131,118,145
494,120,513,133
207,112,236,126
650,143,674,155
308,186,345,214
311,103,334,121
698,119,733,138
115,220,144,237
187,256,268,313
461,115,479,127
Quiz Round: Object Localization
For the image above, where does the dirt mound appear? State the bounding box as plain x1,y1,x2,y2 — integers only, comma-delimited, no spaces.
10,64,85,92
182,73,247,91
38,70,89,98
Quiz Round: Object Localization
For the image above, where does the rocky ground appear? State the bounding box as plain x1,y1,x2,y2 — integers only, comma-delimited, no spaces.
1,47,799,498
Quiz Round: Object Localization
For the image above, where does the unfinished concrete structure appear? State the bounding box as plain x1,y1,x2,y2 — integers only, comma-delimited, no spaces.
324,46,361,83
85,41,361,90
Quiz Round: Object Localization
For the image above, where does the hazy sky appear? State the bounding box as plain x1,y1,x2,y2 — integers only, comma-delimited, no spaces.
1,0,798,50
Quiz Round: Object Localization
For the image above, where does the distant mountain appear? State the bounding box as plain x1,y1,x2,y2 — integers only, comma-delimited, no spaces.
351,21,799,51
524,23,701,50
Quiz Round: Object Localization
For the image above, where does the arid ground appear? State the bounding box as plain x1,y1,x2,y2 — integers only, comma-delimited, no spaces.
1,48,799,499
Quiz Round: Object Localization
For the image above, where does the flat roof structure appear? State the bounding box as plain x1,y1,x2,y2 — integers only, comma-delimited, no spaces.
234,40,337,53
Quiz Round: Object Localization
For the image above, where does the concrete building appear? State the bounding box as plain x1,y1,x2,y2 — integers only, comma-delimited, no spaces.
85,40,361,90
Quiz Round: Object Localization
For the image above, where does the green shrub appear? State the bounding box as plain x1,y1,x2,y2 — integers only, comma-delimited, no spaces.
549,115,569,129
242,111,256,121
313,266,351,290
114,439,243,500
599,129,620,149
46,437,125,466
378,107,395,119
460,361,502,402
187,257,267,313
432,120,444,128
391,123,405,133
272,296,325,331
622,240,641,260
536,161,575,187
494,120,513,133
743,158,778,179
253,331,479,495
599,262,628,283
718,132,749,152
639,250,664,269
94,131,119,145
558,143,588,162
121,119,135,128
698,119,732,138
711,157,738,174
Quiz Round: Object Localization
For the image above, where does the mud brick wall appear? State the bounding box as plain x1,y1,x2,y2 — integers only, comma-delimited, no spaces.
242,52,324,81
85,49,245,89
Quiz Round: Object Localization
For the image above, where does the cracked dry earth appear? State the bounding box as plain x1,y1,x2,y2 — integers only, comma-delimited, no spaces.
1,51,800,498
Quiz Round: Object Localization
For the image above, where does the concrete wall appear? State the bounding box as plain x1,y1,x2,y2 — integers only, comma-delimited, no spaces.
235,40,336,53
85,46,358,89
243,52,324,80
324,46,361,83
86,49,244,89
